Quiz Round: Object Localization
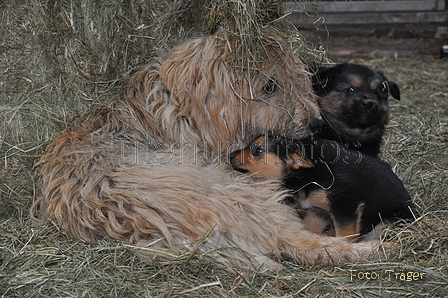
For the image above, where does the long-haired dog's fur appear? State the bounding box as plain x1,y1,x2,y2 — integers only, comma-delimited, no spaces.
32,29,378,270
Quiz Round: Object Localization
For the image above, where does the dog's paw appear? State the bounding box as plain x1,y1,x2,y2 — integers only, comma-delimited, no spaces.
308,239,380,266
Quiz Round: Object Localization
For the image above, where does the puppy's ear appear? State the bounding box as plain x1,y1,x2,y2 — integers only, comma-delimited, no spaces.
378,71,400,100
387,80,400,100
288,153,314,170
312,64,344,95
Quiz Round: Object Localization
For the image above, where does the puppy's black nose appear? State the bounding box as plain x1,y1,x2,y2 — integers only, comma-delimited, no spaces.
309,118,324,134
361,99,374,109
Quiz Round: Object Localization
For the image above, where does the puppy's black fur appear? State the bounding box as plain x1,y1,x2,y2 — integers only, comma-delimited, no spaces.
312,63,400,157
230,136,418,240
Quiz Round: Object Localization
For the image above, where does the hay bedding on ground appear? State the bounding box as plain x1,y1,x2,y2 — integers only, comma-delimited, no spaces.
0,0,447,297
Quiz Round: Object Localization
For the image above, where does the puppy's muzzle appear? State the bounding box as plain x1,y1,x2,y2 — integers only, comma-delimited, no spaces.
360,98,374,109
229,151,249,173
229,151,238,162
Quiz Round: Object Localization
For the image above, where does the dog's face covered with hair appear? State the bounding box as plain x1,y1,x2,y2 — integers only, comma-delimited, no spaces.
128,32,322,157
312,63,400,156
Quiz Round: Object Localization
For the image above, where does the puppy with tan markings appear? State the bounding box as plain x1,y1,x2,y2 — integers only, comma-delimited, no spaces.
312,63,400,157
229,136,418,242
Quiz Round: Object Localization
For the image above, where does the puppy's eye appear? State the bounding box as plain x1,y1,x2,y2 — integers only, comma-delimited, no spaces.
263,78,277,94
252,147,265,156
346,87,355,94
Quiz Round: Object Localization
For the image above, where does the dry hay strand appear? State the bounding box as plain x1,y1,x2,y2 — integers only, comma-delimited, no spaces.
154,0,328,75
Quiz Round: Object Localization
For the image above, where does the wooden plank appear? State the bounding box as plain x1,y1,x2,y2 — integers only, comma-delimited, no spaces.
285,0,446,13
287,10,448,25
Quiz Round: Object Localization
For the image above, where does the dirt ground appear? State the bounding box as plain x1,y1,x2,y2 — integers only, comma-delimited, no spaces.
299,22,443,60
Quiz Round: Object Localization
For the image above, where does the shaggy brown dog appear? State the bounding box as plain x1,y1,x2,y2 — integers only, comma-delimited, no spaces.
32,29,378,270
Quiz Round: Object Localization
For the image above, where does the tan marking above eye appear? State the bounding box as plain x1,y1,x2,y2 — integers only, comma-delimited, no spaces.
252,136,266,147
347,74,362,88
370,78,382,90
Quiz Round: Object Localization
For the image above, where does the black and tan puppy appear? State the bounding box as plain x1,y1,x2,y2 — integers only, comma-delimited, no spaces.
229,136,336,237
229,136,418,241
312,63,400,157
